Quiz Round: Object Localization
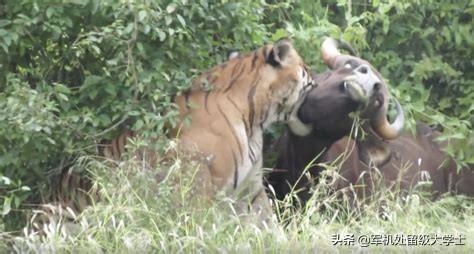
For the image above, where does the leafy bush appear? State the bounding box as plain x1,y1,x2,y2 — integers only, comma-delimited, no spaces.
0,0,270,229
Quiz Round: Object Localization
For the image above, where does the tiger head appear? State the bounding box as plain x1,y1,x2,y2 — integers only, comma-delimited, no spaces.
262,39,314,121
222,39,314,130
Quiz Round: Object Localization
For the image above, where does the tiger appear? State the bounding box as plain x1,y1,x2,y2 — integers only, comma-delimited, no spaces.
103,39,314,220
169,39,314,217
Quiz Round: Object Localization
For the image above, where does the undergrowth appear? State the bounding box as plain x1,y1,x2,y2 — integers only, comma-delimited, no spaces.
1,140,472,253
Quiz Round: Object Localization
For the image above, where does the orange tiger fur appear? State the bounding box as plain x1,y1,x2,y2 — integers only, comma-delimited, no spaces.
171,39,313,217
102,130,134,161
102,39,314,219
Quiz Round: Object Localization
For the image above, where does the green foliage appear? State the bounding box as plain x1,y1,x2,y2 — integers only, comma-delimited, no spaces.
0,0,472,230
3,150,474,252
0,0,269,229
356,0,473,166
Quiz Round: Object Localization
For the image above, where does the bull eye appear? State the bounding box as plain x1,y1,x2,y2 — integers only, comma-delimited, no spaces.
358,66,368,74
339,81,347,92
344,62,352,69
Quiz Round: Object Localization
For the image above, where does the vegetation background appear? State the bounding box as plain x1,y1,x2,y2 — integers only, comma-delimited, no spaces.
0,0,472,252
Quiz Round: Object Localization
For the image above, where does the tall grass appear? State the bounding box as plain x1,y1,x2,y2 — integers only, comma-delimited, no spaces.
2,141,473,253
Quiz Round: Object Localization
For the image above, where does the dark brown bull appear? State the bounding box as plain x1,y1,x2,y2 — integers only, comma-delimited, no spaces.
266,38,474,204
325,124,474,199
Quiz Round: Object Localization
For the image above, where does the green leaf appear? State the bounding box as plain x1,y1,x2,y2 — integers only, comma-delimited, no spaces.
138,10,147,22
158,30,166,41
177,14,186,27
271,28,288,41
58,93,69,101
134,119,144,130
2,197,11,216
166,3,177,14
165,16,172,26
0,20,11,27
128,111,141,116
46,7,54,19
0,176,12,185
83,75,103,87
104,84,116,95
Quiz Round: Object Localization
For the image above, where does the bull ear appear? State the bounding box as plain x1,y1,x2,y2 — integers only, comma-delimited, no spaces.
267,39,292,67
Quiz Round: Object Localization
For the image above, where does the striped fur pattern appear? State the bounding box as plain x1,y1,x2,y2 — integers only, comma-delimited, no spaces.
102,130,134,162
172,39,313,216
102,39,313,219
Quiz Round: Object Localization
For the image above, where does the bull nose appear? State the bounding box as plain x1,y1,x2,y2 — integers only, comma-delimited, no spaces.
353,64,379,96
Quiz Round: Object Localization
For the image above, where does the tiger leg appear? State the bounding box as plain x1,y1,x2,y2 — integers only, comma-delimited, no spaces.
248,184,278,227
240,182,285,239
231,166,281,229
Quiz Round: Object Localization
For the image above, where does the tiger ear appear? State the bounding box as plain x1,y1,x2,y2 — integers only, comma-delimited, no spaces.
267,39,293,67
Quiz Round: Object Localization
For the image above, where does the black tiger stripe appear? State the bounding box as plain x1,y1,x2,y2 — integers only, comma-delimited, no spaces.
224,64,246,93
262,46,268,61
280,95,289,111
242,117,250,140
232,151,239,189
227,95,242,114
281,80,297,113
274,103,285,122
235,63,246,77
227,95,251,136
248,144,256,164
204,91,211,114
284,109,291,121
184,90,191,109
230,60,242,78
217,103,244,161
251,51,258,70
111,137,119,160
208,73,219,84
247,84,257,138
260,105,270,126
226,100,249,135
118,133,126,157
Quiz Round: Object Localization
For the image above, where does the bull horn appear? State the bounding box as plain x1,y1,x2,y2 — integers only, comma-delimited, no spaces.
321,37,358,68
371,98,404,140
321,37,340,68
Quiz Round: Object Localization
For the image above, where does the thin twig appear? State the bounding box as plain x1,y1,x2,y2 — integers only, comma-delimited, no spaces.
92,115,128,138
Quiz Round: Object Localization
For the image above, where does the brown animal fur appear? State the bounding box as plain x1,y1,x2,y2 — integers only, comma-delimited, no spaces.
102,40,313,219
172,40,313,217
